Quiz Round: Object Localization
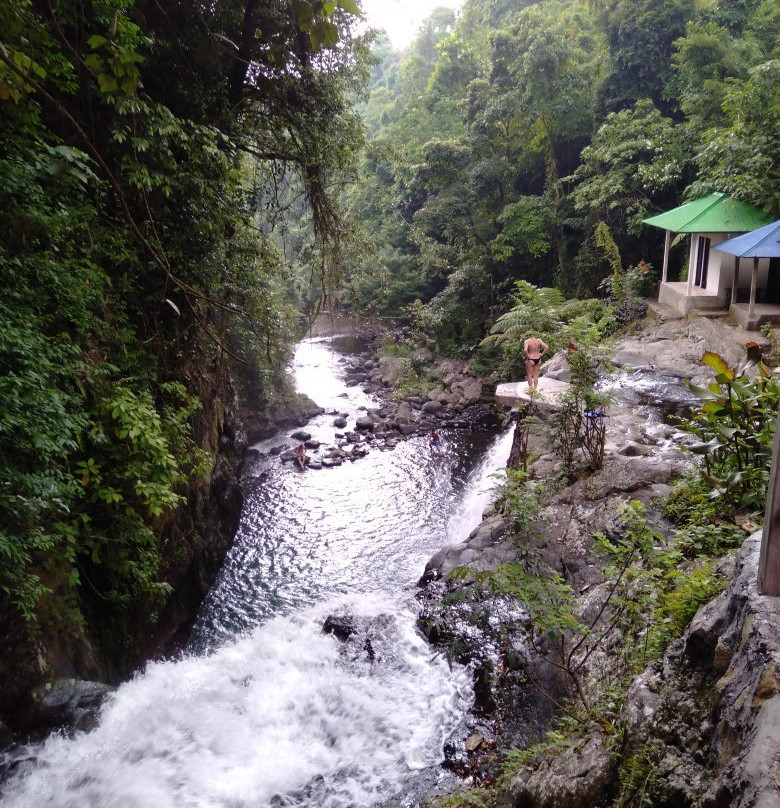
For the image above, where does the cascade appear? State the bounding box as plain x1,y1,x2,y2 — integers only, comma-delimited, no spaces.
2,337,513,808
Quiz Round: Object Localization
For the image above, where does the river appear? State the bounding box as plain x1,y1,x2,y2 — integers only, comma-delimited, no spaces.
1,336,515,808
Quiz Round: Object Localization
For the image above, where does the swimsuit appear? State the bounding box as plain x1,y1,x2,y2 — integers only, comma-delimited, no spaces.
527,356,542,365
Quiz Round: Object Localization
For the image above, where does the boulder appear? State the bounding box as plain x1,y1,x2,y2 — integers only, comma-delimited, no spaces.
290,430,311,442
422,400,443,414
419,515,512,584
355,416,375,432
451,377,483,404
395,402,413,423
322,615,356,641
504,734,616,808
378,356,408,385
29,679,114,734
333,417,347,429
540,351,570,382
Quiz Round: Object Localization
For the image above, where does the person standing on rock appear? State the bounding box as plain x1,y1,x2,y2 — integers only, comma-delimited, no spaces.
295,443,306,470
523,336,548,391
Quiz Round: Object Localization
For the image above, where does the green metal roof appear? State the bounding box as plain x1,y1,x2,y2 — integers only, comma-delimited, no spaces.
642,192,772,233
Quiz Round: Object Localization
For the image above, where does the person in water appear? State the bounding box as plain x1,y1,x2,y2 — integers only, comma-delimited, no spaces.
295,443,306,470
429,429,440,449
523,335,548,391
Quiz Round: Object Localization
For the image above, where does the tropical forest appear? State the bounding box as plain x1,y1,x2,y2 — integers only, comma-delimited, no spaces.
1,0,779,806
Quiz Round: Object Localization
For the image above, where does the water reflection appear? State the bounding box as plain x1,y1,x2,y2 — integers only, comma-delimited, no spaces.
190,337,513,651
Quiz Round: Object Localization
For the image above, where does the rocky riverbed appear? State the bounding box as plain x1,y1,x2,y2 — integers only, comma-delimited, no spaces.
248,339,499,471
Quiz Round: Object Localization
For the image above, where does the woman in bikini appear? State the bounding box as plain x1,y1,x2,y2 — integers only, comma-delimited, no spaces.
523,336,548,391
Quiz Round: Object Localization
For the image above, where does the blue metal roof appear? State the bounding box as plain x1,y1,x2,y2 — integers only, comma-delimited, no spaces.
712,220,780,258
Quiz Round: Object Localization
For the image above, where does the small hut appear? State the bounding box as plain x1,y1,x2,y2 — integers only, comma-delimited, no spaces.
644,193,773,317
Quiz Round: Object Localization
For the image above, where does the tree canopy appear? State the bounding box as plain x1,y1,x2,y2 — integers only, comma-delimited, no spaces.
344,0,779,347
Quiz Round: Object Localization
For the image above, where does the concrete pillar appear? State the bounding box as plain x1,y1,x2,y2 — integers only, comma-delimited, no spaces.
686,236,695,297
749,256,758,318
731,257,740,306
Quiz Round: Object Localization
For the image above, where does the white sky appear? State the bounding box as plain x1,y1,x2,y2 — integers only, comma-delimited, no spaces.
359,0,466,49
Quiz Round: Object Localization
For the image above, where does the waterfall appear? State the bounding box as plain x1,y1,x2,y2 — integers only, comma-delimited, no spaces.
2,337,514,808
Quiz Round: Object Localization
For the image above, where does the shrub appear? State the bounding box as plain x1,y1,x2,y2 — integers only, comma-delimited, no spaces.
682,347,779,512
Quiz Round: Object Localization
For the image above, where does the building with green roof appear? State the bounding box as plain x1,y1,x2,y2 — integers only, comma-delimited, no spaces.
643,193,774,322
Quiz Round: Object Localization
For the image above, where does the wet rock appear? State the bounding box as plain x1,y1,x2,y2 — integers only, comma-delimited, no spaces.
355,416,375,431
422,400,443,414
473,660,496,715
465,732,485,753
419,515,512,584
304,439,321,449
290,430,311,441
333,417,347,428
618,441,653,457
322,615,357,641
28,679,114,734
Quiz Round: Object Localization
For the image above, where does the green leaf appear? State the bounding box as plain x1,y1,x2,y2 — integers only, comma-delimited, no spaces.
293,0,314,30
98,73,118,94
686,381,722,400
689,440,722,455
310,20,339,49
701,351,733,379
87,34,108,49
337,0,361,15
701,401,724,415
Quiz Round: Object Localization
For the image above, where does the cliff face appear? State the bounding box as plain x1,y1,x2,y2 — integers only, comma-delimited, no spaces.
0,373,246,736
0,343,330,739
501,533,780,808
625,532,780,807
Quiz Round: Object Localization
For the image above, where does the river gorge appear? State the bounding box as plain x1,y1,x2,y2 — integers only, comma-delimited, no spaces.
4,312,780,808
1,335,514,808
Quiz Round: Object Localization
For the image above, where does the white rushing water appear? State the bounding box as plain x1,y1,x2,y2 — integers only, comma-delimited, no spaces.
2,596,471,808
2,337,513,808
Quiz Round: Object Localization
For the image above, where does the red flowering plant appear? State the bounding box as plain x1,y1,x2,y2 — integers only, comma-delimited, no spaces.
597,259,657,300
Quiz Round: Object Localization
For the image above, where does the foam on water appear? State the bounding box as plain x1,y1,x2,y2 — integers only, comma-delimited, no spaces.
3,596,471,808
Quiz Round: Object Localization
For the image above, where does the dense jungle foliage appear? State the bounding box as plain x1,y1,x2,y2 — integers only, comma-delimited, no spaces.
0,0,368,651
341,0,779,357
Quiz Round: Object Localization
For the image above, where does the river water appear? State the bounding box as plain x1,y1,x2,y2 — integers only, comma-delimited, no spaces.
2,337,515,808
